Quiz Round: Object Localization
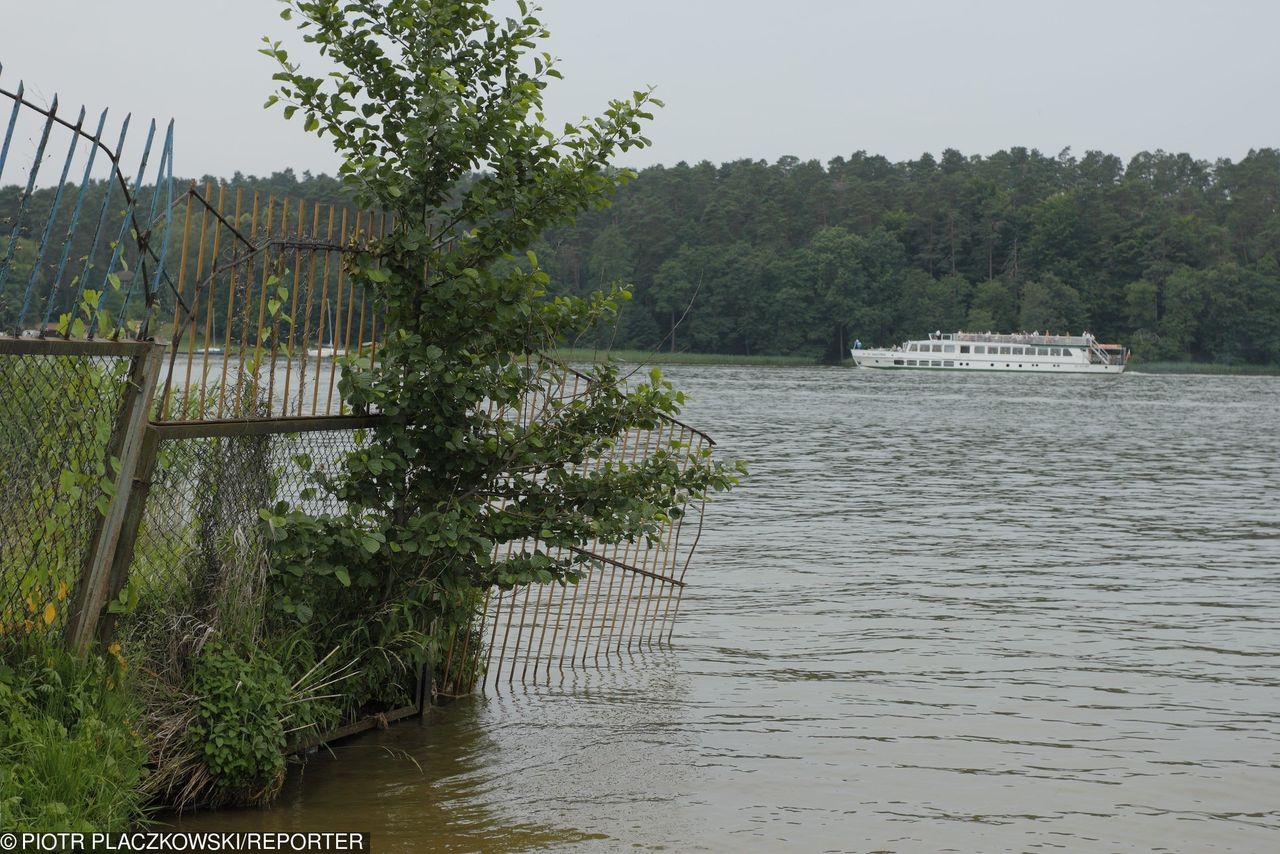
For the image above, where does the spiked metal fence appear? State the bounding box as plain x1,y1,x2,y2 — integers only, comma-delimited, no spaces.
0,71,174,651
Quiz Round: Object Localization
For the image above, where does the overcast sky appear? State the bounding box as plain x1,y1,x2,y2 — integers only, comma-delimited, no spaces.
3,0,1280,178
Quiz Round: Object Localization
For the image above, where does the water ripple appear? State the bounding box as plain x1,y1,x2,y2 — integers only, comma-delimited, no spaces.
180,367,1280,852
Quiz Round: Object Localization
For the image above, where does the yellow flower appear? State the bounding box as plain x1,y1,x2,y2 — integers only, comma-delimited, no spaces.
108,641,122,656
58,580,68,602
43,603,56,625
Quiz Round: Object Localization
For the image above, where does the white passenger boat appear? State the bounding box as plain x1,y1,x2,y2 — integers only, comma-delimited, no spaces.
852,331,1128,374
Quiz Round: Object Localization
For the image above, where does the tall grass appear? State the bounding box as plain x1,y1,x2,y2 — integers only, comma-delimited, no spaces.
0,637,148,831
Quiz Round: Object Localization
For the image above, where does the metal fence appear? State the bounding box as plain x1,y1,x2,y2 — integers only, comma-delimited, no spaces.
156,185,385,422
2,73,718,701
440,386,715,694
0,71,173,650
0,339,133,636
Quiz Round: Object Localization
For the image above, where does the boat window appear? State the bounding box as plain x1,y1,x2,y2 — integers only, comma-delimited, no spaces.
931,360,942,367
893,359,905,366
1036,347,1048,356
1061,347,1073,356
931,344,943,352
943,360,954,367
999,346,1011,354
960,345,970,354
943,344,956,353
909,344,918,351
1050,348,1060,356
906,359,917,366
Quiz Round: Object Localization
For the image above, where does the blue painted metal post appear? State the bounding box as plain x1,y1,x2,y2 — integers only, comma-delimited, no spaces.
42,109,109,331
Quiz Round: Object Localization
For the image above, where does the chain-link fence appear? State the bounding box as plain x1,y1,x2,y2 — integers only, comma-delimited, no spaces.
111,423,367,678
2,173,720,704
0,342,136,636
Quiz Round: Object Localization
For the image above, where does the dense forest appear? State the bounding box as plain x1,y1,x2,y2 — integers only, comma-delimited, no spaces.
538,147,1280,365
4,148,1280,364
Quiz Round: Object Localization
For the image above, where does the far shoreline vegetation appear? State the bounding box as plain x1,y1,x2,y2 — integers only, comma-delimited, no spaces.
6,145,1280,372
553,347,1280,374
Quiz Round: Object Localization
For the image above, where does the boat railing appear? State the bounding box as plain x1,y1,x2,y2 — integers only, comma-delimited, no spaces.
953,331,1091,347
1088,340,1129,366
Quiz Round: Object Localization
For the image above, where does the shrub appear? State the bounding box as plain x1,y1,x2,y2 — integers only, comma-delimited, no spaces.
185,642,289,806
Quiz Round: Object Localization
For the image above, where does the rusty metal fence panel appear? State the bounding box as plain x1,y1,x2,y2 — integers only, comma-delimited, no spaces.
1,71,173,648
109,423,371,665
441,372,715,694
156,185,386,423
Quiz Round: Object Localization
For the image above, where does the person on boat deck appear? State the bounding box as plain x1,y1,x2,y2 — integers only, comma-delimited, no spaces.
854,339,862,350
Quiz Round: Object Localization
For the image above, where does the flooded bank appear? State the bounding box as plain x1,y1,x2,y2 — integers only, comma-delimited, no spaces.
178,366,1280,851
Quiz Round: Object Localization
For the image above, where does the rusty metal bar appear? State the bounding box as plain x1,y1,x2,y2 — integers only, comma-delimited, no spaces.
0,337,153,357
149,414,396,440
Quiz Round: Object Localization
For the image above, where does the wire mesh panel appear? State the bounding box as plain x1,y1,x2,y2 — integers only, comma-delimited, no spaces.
0,343,135,636
113,427,367,657
443,379,716,694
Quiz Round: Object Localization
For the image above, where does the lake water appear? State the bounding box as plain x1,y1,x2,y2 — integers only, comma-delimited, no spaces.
179,366,1280,852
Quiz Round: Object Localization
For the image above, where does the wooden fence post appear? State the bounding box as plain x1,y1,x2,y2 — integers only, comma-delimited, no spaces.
65,343,165,654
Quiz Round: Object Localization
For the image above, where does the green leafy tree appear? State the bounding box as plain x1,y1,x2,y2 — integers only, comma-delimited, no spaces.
967,279,1017,332
1018,274,1087,333
261,0,741,690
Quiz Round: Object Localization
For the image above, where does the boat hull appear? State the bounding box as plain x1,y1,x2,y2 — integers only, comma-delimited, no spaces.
852,350,1125,374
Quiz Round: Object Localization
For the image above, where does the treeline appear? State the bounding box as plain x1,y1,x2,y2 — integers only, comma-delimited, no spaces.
5,151,1280,363
536,148,1280,364
0,169,355,336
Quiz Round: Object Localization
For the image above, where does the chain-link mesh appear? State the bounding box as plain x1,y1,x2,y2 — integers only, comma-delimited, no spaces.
113,427,365,662
0,350,129,635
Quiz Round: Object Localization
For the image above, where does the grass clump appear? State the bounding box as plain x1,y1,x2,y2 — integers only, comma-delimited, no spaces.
0,636,148,832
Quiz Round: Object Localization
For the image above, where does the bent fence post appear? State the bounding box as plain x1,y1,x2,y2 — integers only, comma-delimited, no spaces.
65,343,165,653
